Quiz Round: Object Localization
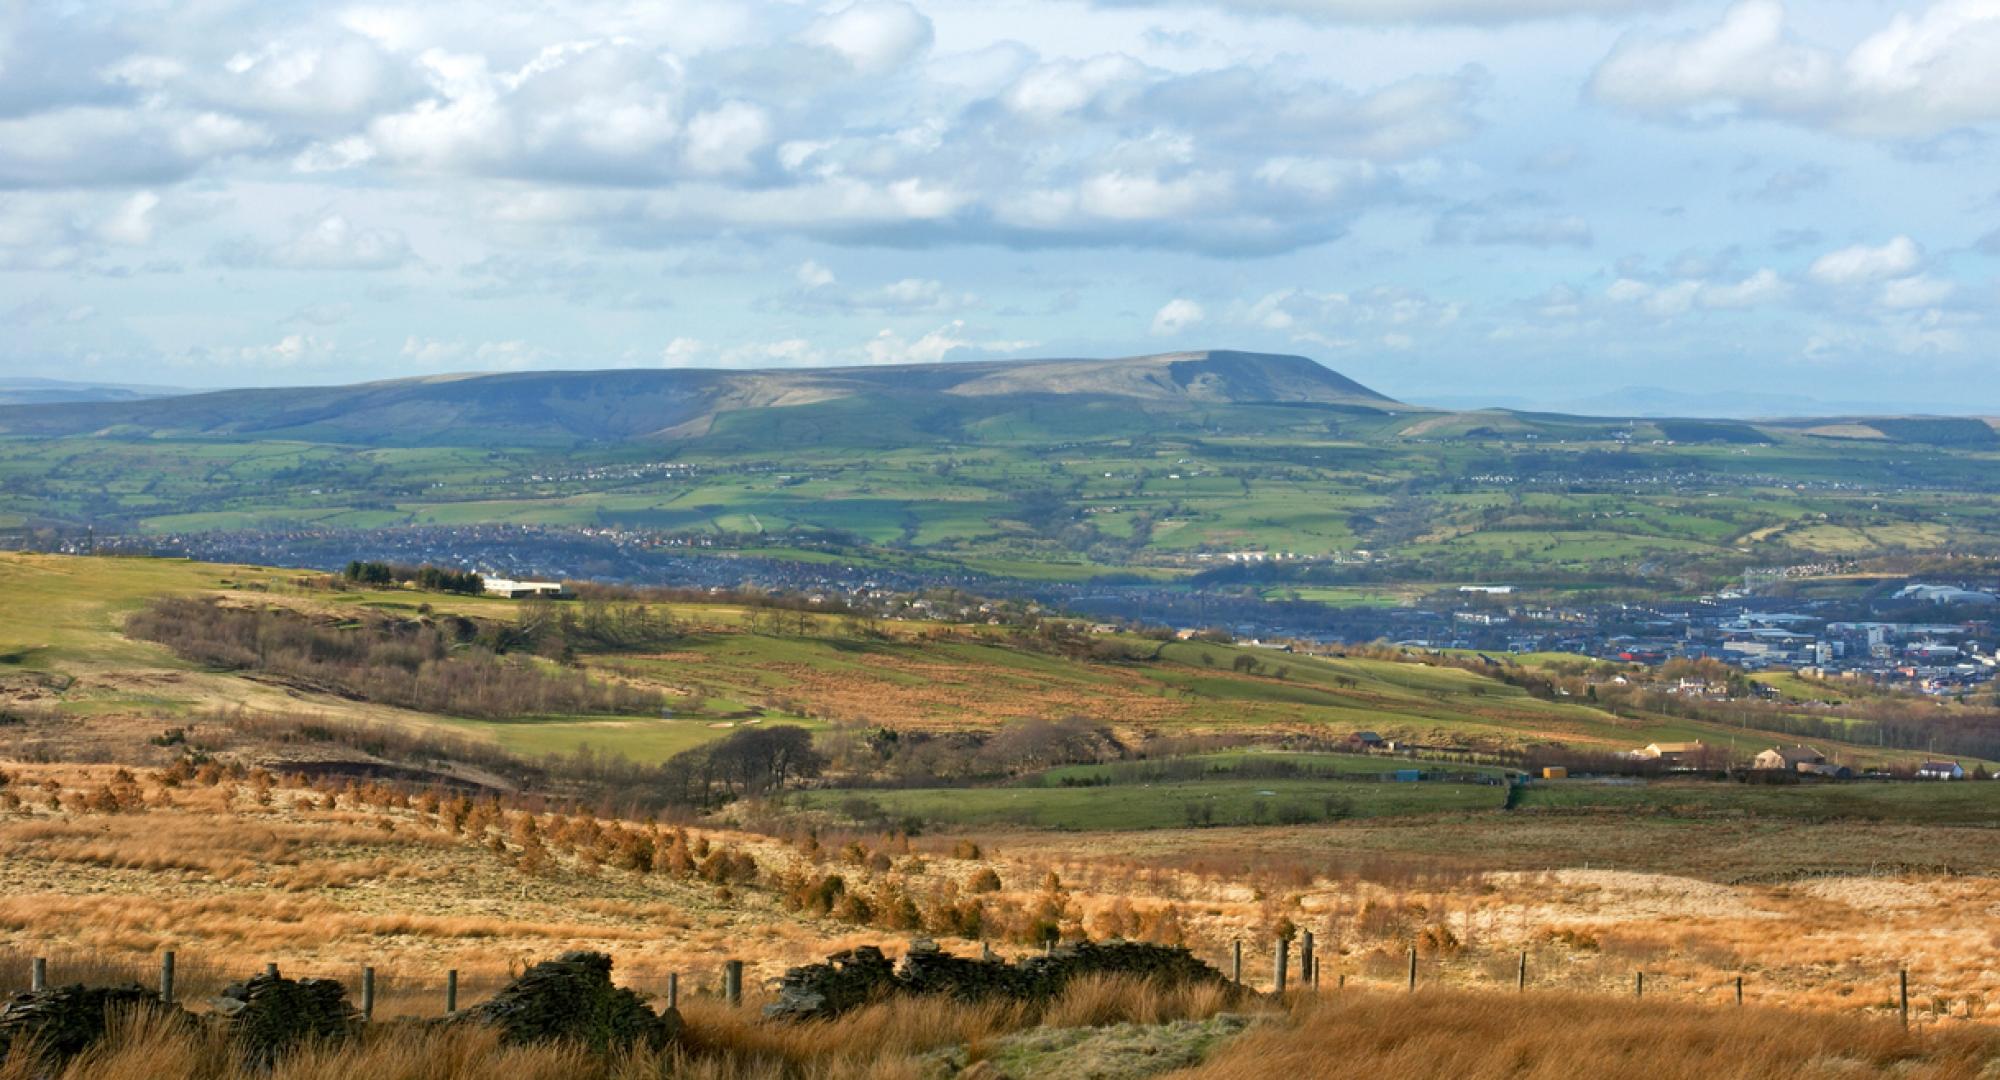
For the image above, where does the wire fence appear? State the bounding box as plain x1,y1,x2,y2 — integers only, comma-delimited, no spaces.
0,941,1954,1027
0,948,750,1019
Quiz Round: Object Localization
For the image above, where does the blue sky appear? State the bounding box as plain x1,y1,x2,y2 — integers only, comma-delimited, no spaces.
4,0,1999,409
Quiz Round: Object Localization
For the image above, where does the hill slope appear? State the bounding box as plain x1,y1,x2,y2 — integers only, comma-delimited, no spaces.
0,350,1398,446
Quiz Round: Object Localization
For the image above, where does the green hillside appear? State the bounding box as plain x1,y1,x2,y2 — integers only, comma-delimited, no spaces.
0,353,1997,585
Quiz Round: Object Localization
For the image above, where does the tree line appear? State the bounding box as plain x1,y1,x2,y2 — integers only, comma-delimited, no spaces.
342,561,484,595
126,597,661,721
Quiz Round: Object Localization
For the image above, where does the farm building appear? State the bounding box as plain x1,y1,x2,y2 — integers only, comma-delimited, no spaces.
1348,730,1386,749
483,578,567,599
1753,745,1826,772
1916,760,1966,780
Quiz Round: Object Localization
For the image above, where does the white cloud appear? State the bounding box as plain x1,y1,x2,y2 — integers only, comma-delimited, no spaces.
1878,274,1955,309
1605,269,1789,315
1150,298,1206,335
796,260,837,289
1590,0,2000,139
661,337,706,366
682,101,770,177
1095,0,1675,22
863,321,1034,364
221,212,413,270
0,105,268,187
1808,236,1921,286
97,191,162,246
1698,268,1789,308
800,2,933,75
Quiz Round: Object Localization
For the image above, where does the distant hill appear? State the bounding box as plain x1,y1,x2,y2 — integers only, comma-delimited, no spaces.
0,377,188,406
0,350,1399,446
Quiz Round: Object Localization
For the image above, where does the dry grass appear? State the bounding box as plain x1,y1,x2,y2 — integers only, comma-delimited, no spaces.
10,980,1999,1079
1179,989,2000,1080
0,974,1242,1080
7,762,2000,1027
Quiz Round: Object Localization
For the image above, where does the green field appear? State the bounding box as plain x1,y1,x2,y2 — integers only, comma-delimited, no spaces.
800,776,1505,830
1516,777,2000,825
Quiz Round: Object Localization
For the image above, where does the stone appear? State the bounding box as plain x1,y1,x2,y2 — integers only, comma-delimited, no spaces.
458,950,676,1053
765,939,1239,1023
0,983,189,1066
210,971,359,1067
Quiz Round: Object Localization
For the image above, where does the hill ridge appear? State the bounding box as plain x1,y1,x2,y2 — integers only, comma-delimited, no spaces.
0,349,1398,445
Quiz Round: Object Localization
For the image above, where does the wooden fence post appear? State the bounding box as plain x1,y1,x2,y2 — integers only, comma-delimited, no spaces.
1735,976,1743,1006
1899,969,1909,1028
265,963,279,979
1635,972,1644,1000
446,970,458,1014
1231,941,1242,986
1273,939,1288,994
1300,932,1315,992
1517,951,1527,992
30,958,45,993
161,952,176,1004
724,960,743,1006
1407,947,1417,992
361,967,376,1021
668,973,680,1010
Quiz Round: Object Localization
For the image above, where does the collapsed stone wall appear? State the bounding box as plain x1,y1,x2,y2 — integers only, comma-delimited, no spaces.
456,950,682,1052
210,971,360,1067
0,950,677,1068
0,984,189,1063
767,939,1238,1021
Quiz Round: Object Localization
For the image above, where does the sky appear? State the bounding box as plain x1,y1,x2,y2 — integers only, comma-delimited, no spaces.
4,0,2000,409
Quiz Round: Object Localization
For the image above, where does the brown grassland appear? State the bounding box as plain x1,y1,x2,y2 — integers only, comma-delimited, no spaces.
4,762,1998,1025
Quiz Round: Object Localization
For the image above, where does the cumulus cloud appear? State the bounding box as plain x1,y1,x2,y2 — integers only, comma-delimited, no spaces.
0,105,268,187
1605,268,1789,315
1095,0,1676,23
799,2,933,74
217,212,413,270
1151,298,1206,335
1590,0,2000,139
1808,236,1921,286
863,320,1035,364
1877,274,1955,309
